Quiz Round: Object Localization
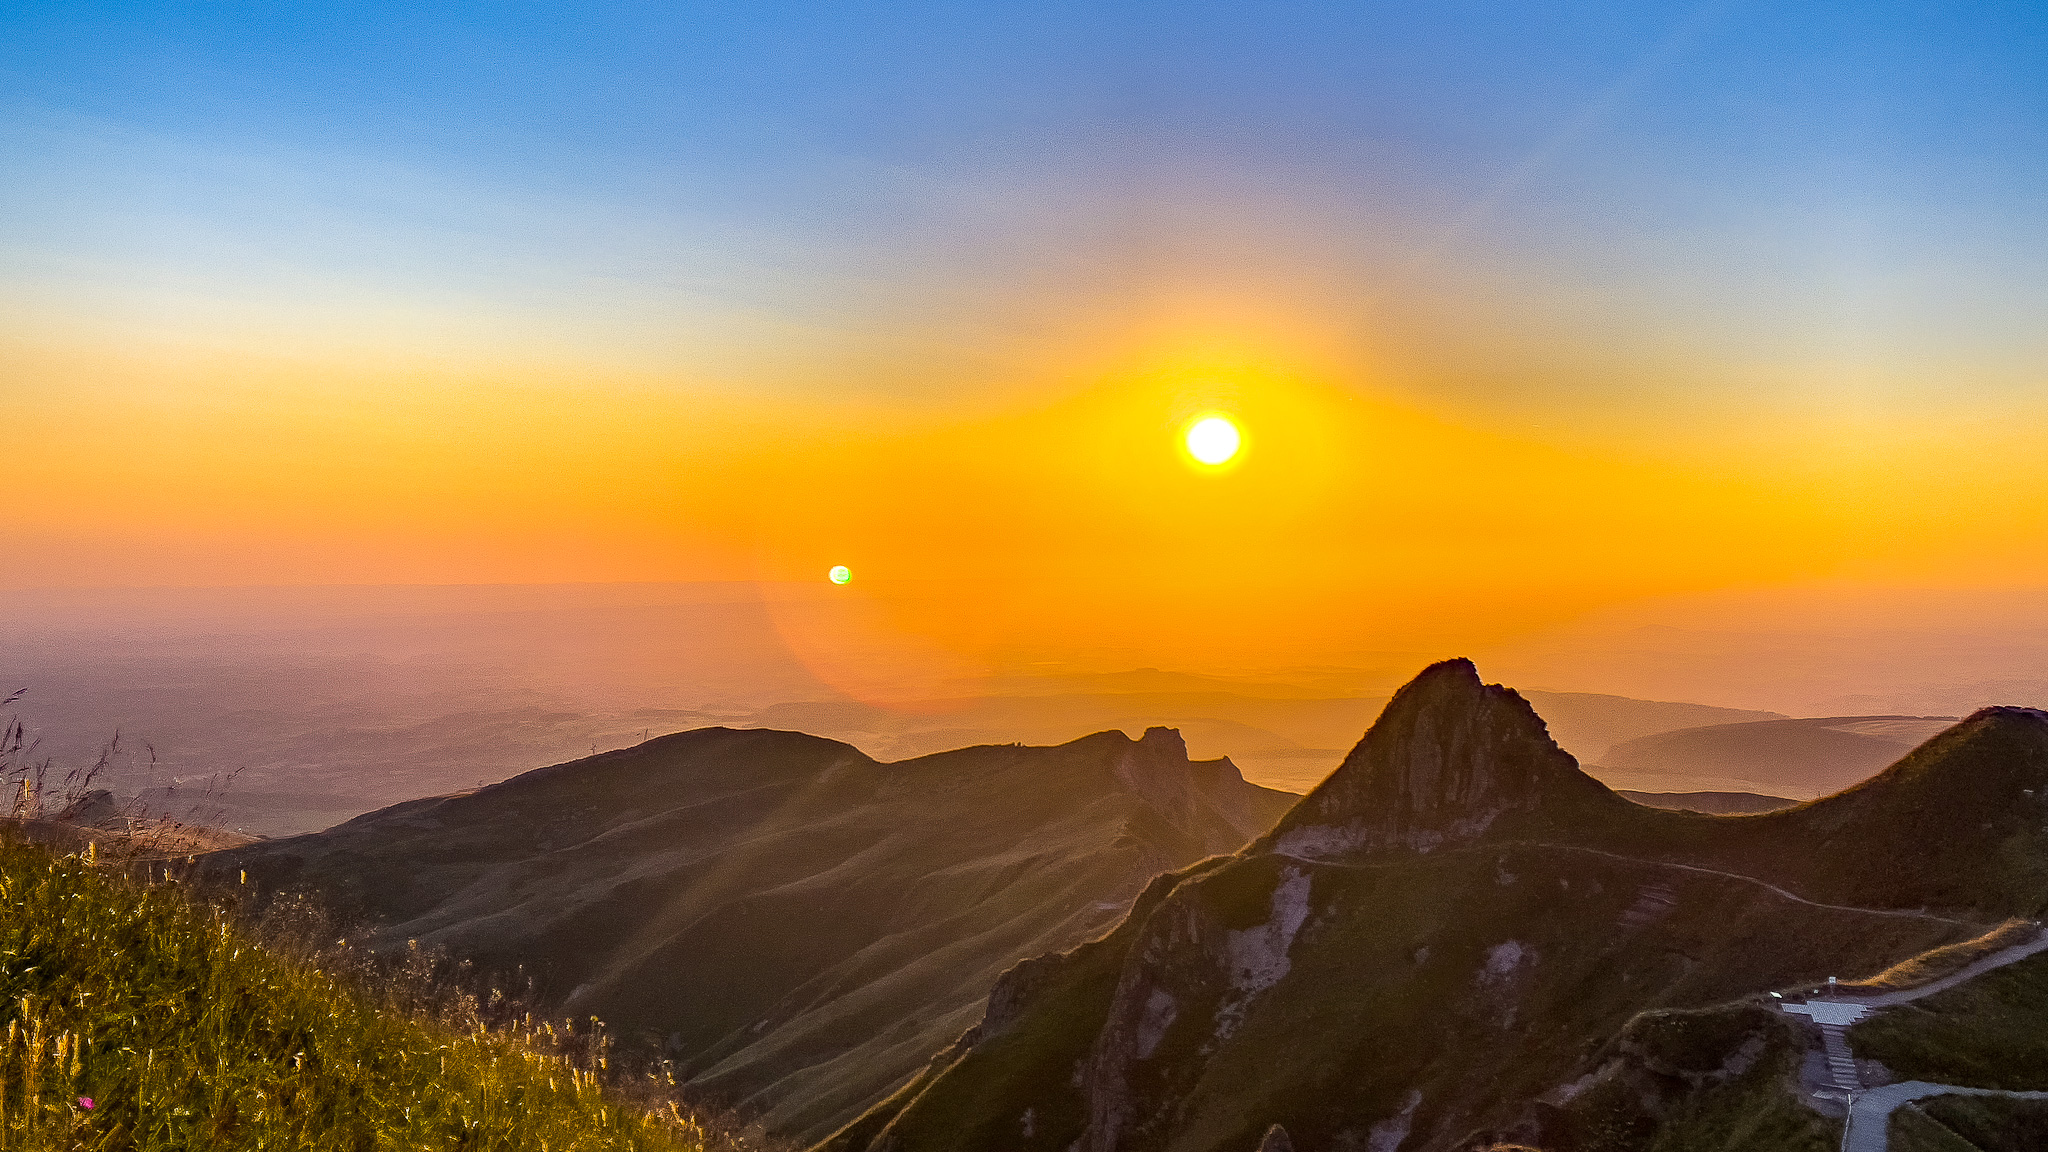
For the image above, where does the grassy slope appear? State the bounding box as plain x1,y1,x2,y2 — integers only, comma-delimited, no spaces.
849,840,1961,1152
1152,847,1949,1152
1844,919,2037,994
0,835,699,1151
813,860,1231,1152
826,688,2048,1152
1892,1095,2048,1152
211,726,1292,1142
1850,950,2048,1090
1553,1004,1837,1152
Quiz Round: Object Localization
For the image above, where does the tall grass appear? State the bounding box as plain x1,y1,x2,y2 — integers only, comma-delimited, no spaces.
0,833,707,1151
1845,918,2039,994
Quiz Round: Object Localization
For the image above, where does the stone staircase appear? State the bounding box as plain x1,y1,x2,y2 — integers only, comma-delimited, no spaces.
1780,996,1873,1093
1820,1023,1861,1089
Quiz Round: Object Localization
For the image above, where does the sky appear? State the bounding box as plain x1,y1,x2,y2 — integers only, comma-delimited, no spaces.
4,1,2048,685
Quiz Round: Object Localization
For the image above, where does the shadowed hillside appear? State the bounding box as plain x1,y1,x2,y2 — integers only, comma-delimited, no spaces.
205,724,1293,1142
821,662,2048,1152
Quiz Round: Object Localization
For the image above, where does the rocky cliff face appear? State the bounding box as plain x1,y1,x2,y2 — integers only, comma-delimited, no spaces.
1076,854,1315,1152
826,661,2048,1152
1116,726,1278,855
1261,658,1618,860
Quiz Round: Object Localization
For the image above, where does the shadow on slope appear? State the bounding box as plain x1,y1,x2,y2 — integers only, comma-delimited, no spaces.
203,724,1293,1143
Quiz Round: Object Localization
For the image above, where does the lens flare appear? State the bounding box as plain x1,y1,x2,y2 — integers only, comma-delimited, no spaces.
1184,415,1241,466
829,565,852,584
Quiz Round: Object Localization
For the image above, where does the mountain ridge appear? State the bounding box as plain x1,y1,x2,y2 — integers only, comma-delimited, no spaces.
204,721,1294,1142
822,662,2048,1152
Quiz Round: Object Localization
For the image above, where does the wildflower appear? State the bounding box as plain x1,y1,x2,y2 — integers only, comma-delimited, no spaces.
78,1097,94,1109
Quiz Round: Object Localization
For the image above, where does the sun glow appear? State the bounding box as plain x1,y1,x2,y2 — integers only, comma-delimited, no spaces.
1184,415,1242,466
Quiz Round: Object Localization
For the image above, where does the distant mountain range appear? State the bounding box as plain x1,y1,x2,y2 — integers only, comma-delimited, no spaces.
725,689,1782,796
207,724,1292,1141
7,613,1793,835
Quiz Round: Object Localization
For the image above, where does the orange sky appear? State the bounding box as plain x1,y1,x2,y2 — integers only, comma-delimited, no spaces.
10,278,2048,699
8,2,2048,728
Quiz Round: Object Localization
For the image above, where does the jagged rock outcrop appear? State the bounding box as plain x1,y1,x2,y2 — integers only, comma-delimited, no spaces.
1120,726,1280,852
823,660,2048,1152
1261,658,1619,860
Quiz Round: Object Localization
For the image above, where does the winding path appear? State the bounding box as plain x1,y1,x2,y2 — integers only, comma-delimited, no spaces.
1275,841,1978,927
1842,1082,2048,1152
1516,843,1977,927
1775,929,2048,1152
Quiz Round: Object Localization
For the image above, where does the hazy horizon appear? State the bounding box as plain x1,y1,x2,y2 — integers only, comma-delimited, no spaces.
8,579,2048,834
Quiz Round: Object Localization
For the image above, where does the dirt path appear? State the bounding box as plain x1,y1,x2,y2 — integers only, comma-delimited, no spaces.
1275,841,1979,927
1515,843,1978,927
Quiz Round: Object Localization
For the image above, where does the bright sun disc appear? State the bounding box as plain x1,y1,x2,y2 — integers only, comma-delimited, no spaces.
828,565,851,584
1184,415,1241,465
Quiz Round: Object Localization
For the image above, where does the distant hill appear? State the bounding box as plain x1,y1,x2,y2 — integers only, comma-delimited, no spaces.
205,725,1293,1143
820,663,2048,1152
1615,789,1799,815
1598,715,1959,797
1518,691,1787,763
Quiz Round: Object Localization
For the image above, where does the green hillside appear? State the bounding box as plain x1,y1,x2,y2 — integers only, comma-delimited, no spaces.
0,834,702,1151
823,661,2048,1152
1891,1095,2048,1152
207,724,1293,1142
1850,949,2048,1090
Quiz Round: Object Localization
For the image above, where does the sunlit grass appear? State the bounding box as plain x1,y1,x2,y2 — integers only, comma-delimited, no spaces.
0,834,707,1151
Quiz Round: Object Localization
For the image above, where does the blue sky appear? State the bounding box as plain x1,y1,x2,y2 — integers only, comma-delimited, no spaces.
4,1,2045,419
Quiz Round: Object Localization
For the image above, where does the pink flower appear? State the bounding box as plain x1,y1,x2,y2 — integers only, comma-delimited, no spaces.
78,1097,93,1110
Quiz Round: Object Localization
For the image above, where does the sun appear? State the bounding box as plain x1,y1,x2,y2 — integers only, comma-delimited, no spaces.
1183,414,1242,466
828,565,852,584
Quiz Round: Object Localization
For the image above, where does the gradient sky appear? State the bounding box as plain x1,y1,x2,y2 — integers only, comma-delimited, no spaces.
5,2,2047,680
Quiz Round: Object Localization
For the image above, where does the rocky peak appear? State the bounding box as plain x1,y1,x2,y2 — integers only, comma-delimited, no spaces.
1260,658,1592,859
1110,726,1277,856
1137,725,1188,757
